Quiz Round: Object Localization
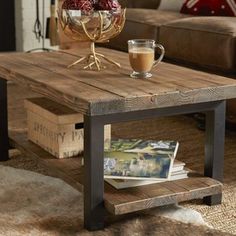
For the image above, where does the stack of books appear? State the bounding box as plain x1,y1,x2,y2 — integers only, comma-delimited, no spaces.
104,139,188,189
170,159,188,180
105,159,188,189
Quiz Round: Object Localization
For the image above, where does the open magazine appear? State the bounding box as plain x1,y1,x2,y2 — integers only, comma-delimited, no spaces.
104,139,179,181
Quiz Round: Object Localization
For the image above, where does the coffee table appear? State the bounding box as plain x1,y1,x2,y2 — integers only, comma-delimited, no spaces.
1,48,236,231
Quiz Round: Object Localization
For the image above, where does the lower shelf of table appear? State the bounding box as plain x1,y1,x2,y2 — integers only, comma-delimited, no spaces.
9,132,223,216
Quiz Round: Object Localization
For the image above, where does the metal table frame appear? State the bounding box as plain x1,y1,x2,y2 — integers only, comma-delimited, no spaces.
0,78,226,231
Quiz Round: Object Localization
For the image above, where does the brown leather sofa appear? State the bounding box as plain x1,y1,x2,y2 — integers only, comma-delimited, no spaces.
105,0,236,123
106,0,236,74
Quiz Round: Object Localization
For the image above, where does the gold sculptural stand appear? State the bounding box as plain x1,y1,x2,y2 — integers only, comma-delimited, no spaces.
59,9,126,71
67,42,121,70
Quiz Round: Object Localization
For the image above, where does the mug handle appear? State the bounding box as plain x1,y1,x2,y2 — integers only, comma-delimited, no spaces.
153,44,165,67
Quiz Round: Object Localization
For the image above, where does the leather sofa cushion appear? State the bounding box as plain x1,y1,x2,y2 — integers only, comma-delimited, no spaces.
159,17,236,72
106,9,188,52
126,9,188,25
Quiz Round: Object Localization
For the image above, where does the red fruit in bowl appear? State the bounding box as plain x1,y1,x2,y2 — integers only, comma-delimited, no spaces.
62,0,94,12
96,0,121,11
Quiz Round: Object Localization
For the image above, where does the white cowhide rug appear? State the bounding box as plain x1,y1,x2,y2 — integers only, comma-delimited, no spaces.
0,165,221,236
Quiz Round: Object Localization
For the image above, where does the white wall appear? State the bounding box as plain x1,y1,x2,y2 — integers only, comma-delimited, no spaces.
15,0,58,52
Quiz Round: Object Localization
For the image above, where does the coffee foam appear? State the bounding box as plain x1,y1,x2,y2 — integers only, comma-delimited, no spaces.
129,47,154,54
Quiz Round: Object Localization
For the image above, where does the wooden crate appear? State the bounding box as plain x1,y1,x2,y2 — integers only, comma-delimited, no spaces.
24,97,111,158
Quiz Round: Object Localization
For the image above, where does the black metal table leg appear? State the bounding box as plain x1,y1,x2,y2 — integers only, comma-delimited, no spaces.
204,101,226,205
83,115,105,231
0,78,9,161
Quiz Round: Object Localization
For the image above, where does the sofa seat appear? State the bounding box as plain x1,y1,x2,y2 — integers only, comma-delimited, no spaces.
105,9,189,52
126,9,188,25
159,17,236,72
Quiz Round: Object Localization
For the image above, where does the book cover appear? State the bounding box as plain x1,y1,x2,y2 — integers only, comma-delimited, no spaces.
104,139,179,180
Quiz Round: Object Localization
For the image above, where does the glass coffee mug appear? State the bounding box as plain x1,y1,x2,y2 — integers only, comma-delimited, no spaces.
128,39,165,79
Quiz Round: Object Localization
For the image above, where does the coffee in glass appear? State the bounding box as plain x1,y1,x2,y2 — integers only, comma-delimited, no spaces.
128,39,165,79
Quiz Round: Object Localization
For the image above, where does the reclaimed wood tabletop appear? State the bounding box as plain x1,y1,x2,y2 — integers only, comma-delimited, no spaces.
0,48,236,116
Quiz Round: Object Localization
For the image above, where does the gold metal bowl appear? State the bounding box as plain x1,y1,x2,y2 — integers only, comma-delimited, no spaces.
58,8,126,70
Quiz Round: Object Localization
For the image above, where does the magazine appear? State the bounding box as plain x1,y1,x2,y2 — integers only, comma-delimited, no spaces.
104,139,179,180
105,169,189,189
107,139,179,155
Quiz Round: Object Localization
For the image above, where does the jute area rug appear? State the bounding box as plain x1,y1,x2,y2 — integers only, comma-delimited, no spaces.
0,161,232,236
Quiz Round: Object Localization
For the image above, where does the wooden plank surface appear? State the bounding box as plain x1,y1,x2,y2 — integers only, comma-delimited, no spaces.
9,131,222,216
0,54,123,115
104,176,222,215
1,48,236,115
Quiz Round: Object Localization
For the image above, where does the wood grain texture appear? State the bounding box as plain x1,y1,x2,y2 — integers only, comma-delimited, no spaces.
1,48,236,115
104,176,222,215
9,131,222,216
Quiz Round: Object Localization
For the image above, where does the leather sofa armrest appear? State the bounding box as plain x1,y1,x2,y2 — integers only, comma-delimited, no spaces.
119,0,160,9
